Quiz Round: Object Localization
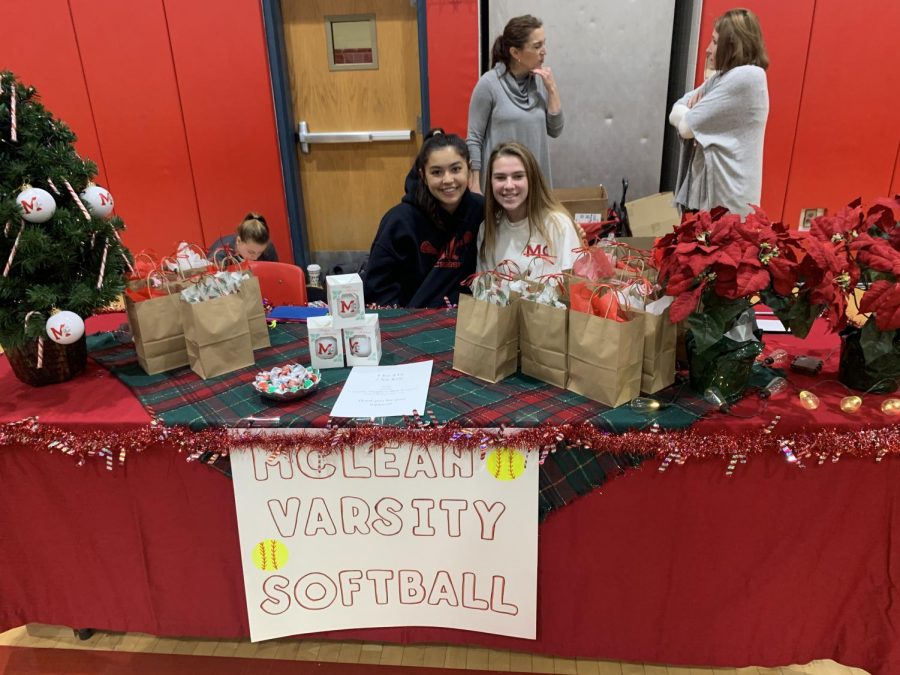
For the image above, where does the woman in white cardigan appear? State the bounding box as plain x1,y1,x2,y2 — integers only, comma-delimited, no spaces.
669,8,769,217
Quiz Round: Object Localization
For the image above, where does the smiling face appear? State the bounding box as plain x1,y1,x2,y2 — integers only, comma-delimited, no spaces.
421,146,469,214
490,155,529,222
510,26,546,73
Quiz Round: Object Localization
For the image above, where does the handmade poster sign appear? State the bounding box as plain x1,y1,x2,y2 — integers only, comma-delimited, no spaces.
230,444,538,642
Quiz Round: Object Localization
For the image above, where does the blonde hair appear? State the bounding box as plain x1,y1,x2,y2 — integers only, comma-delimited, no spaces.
715,8,769,72
237,212,270,245
481,142,572,266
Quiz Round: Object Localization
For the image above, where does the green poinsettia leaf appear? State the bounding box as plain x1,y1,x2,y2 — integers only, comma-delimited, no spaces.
859,320,896,362
686,312,725,355
760,290,821,338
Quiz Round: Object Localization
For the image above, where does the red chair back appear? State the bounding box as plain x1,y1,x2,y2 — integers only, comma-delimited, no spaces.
247,261,307,306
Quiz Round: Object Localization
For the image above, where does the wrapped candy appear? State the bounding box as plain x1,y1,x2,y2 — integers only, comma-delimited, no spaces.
253,363,321,399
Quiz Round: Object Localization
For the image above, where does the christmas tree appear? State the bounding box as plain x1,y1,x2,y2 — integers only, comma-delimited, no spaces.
0,71,131,381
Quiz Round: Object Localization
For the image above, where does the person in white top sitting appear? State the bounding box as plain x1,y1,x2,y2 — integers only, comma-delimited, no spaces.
476,141,581,279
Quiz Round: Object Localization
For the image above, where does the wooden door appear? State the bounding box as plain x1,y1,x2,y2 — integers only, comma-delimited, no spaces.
281,0,421,255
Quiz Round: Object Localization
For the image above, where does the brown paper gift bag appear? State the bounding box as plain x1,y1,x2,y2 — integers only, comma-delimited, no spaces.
179,291,255,379
641,310,677,394
452,294,518,383
519,297,567,388
214,255,270,351
125,273,189,375
566,287,645,407
237,271,270,350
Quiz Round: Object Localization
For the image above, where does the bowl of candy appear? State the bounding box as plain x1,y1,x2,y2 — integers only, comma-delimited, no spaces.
253,364,321,401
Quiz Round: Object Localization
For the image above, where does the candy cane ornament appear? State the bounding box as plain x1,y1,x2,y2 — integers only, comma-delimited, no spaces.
96,239,109,289
24,311,45,369
9,80,17,142
3,221,25,277
63,179,92,221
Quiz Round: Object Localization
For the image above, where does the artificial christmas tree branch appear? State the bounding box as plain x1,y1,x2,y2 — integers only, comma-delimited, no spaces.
0,71,132,357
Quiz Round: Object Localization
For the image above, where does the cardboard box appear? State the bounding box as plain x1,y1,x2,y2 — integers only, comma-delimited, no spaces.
625,192,681,237
554,185,609,224
307,315,345,369
344,314,382,366
326,273,366,328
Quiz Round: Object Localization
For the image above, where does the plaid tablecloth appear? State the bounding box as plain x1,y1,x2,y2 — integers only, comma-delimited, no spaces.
88,308,732,520
89,308,715,431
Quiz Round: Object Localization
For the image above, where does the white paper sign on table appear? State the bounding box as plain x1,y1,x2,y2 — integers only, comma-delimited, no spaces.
329,361,433,418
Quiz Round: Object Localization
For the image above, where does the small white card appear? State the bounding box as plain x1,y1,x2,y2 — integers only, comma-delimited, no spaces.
329,361,433,418
757,318,789,333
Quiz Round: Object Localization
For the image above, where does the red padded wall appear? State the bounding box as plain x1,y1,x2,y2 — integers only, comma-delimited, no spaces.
426,0,479,137
695,1,815,222
781,0,900,226
69,0,204,255
892,145,900,198
163,0,292,262
2,1,106,186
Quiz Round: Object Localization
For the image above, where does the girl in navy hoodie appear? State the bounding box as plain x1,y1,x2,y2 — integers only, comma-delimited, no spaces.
363,130,484,307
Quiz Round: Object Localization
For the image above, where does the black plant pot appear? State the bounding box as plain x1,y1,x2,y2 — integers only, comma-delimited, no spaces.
838,326,900,393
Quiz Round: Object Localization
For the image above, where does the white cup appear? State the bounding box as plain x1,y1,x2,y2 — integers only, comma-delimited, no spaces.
307,263,321,287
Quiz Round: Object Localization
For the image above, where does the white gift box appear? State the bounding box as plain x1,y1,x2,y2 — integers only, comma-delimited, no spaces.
343,314,382,366
307,315,345,369
326,273,366,328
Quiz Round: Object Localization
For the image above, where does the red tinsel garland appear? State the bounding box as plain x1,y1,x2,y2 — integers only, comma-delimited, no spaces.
1,417,898,472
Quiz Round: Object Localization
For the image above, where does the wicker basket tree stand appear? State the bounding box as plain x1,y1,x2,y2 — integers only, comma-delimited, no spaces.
4,336,87,387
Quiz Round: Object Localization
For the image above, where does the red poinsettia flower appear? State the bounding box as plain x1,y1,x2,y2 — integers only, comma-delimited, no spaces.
653,206,807,324
859,280,900,330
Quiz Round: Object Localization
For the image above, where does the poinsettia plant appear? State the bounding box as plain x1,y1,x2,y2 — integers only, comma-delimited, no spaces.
651,207,808,355
801,197,900,382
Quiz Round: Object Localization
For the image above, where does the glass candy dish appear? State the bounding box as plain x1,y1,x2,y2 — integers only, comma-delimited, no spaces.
253,364,321,401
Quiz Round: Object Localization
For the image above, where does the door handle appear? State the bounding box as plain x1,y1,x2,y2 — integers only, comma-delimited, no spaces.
297,121,413,154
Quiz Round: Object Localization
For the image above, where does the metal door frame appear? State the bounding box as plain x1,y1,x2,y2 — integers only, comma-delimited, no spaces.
260,0,431,269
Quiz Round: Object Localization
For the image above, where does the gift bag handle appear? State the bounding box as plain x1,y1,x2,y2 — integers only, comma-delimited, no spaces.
585,281,632,320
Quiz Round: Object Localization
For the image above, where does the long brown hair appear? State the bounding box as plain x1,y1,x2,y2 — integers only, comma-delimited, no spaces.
480,142,571,266
714,8,769,72
490,15,542,68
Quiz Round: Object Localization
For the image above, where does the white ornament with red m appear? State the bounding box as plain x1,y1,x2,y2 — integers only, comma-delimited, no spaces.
16,185,56,223
80,183,115,219
45,311,85,345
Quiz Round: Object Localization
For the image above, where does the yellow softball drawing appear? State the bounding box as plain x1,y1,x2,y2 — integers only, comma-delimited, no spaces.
486,448,527,481
251,539,289,571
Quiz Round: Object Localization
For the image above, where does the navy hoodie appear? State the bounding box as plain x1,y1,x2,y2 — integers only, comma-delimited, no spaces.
363,170,484,308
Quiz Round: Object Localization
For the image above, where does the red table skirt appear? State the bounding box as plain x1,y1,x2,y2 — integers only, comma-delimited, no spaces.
1,443,897,674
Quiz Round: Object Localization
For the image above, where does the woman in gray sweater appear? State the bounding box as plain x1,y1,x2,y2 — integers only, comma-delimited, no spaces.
466,15,563,194
669,8,769,217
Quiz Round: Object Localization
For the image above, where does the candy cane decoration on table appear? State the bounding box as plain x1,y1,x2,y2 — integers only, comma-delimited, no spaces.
24,311,44,369
3,220,25,277
63,179,92,221
96,238,109,289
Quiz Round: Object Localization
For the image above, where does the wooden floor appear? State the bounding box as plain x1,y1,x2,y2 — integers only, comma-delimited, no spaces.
0,625,869,675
